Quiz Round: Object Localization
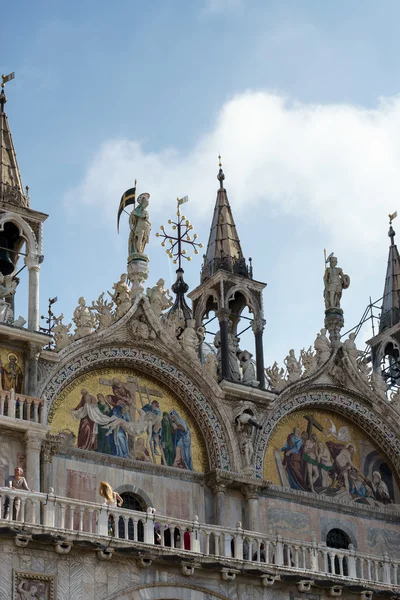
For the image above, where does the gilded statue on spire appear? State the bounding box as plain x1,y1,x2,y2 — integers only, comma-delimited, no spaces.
323,254,350,310
128,193,151,256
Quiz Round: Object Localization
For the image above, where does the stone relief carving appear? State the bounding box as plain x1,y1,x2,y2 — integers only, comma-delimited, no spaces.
91,292,114,331
73,297,96,340
52,314,73,351
14,571,55,600
146,279,173,318
109,273,132,319
130,314,156,340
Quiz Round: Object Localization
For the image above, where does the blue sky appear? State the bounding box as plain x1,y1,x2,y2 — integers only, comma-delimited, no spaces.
3,0,400,368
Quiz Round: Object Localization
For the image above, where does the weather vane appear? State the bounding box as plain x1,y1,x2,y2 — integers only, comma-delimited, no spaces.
156,196,203,269
389,211,397,225
1,72,15,89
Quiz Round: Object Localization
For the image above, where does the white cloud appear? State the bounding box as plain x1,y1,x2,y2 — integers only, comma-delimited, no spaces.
66,90,400,257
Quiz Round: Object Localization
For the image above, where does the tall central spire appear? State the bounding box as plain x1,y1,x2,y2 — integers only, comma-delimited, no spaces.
0,84,29,208
201,158,248,282
379,214,400,332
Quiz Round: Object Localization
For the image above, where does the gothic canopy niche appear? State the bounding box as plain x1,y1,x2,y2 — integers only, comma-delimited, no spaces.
43,347,231,471
257,391,400,507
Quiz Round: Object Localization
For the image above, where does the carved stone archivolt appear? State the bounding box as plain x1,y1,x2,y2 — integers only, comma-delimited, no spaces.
41,346,231,471
254,390,400,478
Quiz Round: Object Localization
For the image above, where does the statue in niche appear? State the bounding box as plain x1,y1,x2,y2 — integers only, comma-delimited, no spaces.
0,353,23,392
128,193,151,255
109,273,132,319
181,319,203,360
131,314,156,340
73,297,96,339
92,292,114,330
314,328,331,367
146,279,173,318
239,425,254,468
323,254,350,310
0,274,17,323
238,349,258,386
213,320,241,382
300,346,317,378
284,349,302,383
53,314,73,350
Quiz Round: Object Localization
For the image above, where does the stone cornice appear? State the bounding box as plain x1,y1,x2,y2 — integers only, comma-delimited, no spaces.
52,442,205,484
264,484,400,524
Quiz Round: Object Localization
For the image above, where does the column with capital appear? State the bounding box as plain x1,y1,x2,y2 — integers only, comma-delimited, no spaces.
216,308,231,381
25,254,41,331
241,485,260,532
24,430,45,492
26,343,42,397
252,317,266,390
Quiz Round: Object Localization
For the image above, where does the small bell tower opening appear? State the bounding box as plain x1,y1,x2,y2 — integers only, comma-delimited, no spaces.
189,159,266,389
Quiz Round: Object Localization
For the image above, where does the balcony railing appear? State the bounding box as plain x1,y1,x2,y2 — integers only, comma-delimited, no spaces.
0,389,45,424
0,488,399,588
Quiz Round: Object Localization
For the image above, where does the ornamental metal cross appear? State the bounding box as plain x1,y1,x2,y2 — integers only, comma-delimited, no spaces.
156,197,203,269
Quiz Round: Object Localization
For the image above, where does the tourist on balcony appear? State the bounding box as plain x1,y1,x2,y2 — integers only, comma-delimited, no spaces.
98,481,123,507
183,528,191,550
3,467,30,520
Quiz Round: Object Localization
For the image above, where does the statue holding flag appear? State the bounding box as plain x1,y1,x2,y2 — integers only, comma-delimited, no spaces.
128,193,151,256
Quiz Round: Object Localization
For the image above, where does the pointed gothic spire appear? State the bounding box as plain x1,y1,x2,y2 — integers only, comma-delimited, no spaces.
379,214,400,332
201,157,249,281
0,84,29,208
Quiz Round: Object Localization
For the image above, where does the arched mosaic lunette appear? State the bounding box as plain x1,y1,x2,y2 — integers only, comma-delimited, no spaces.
254,391,400,479
42,346,231,471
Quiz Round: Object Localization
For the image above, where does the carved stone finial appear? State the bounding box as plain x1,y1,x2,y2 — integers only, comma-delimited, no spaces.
300,346,317,377
265,361,285,391
91,292,114,331
53,313,73,351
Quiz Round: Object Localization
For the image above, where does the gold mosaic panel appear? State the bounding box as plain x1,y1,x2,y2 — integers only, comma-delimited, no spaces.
0,346,24,394
264,409,399,505
49,367,207,472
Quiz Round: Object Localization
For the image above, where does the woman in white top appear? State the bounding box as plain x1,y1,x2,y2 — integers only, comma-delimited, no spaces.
99,481,123,507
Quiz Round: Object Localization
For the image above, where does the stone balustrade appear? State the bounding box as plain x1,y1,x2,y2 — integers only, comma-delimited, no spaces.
0,488,399,588
0,389,45,424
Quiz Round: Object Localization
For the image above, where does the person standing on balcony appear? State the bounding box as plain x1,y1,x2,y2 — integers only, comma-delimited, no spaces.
99,481,123,507
3,467,30,520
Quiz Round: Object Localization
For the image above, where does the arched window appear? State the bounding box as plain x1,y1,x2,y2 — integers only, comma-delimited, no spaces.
118,492,146,541
327,529,350,576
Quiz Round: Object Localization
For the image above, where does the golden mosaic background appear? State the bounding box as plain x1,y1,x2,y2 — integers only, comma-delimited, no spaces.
0,346,25,393
264,409,367,482
49,367,207,472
